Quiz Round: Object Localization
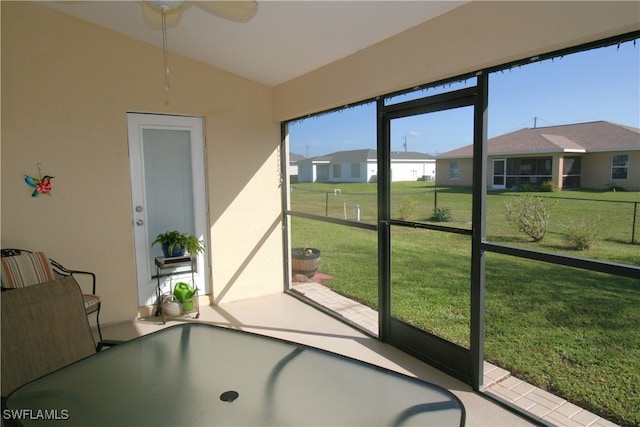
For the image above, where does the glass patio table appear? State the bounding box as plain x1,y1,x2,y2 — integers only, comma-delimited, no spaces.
5,323,465,426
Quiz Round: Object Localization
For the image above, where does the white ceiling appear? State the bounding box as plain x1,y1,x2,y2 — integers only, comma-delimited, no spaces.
39,1,467,86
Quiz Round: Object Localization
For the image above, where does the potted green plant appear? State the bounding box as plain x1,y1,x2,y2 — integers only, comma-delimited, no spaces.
291,247,321,278
152,230,205,258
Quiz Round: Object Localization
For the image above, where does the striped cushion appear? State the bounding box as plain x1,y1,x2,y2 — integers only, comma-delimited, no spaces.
1,252,55,288
83,294,101,312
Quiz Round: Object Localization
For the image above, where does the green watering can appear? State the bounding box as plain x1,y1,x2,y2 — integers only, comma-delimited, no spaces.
173,282,197,312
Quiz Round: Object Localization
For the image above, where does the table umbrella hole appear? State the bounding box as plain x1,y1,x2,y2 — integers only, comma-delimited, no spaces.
220,390,239,402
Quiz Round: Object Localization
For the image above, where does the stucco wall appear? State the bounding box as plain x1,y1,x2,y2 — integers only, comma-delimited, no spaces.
582,152,640,191
391,161,436,182
436,159,474,187
1,2,283,324
273,1,640,121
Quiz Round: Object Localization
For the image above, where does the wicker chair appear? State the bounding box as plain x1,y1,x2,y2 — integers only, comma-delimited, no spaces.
1,276,117,399
1,248,102,340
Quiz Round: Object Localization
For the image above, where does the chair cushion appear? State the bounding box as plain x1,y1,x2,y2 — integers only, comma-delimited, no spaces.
83,294,102,313
1,251,55,288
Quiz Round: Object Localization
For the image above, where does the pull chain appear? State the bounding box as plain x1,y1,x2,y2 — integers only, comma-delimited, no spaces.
161,7,170,105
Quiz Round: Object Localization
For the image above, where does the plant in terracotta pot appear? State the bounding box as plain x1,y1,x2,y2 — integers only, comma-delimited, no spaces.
152,231,205,258
291,247,321,278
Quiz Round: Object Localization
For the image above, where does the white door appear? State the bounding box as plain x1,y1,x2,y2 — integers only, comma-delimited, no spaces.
127,113,209,307
492,158,506,190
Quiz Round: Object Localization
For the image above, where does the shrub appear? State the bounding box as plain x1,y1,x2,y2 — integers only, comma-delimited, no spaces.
430,207,452,222
398,197,419,221
539,180,558,192
564,220,599,250
519,182,537,192
504,195,557,241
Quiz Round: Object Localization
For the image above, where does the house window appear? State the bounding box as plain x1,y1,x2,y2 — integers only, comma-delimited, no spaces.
611,154,629,180
449,161,459,179
333,164,342,178
350,163,361,178
317,165,330,181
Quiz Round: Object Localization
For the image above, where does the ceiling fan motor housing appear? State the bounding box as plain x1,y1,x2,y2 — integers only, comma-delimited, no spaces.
146,0,185,12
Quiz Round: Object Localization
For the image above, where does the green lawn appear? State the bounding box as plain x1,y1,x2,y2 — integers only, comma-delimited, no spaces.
292,181,640,264
290,182,639,426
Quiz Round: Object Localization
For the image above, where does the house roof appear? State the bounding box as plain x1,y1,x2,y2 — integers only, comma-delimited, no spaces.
289,153,306,163
298,149,435,164
391,151,437,160
437,121,640,158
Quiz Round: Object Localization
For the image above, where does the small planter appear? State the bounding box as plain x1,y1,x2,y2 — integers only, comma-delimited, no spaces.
152,230,205,259
162,243,186,258
291,248,321,278
162,295,181,317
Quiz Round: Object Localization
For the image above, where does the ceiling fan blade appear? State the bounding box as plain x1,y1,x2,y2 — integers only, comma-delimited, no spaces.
141,1,184,29
193,1,258,23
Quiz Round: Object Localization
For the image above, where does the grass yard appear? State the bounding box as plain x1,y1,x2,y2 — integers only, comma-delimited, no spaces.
290,182,639,426
291,181,640,264
485,254,639,426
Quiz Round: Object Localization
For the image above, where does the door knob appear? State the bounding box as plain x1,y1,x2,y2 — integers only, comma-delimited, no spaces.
136,219,144,226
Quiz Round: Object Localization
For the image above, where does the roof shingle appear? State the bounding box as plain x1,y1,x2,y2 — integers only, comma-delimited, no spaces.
299,149,435,163
437,121,640,158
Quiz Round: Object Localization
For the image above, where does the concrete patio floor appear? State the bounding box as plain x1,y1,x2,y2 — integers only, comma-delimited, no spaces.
97,288,618,427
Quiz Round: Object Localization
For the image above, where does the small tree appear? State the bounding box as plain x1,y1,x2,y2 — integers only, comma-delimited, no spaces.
504,194,557,242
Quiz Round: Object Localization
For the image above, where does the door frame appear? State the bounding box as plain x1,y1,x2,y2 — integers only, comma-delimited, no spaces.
127,112,210,307
377,78,488,387
492,158,507,189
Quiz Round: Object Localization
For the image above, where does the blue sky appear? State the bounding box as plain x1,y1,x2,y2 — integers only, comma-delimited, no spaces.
289,40,639,157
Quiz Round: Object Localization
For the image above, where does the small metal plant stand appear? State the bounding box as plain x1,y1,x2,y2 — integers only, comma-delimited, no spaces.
154,255,200,323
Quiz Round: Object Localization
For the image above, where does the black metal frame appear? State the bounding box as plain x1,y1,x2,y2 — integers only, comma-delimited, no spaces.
281,30,640,423
1,248,103,341
377,80,483,386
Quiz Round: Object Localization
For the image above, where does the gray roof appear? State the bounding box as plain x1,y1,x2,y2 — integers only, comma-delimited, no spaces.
437,121,640,158
289,153,306,162
299,149,435,163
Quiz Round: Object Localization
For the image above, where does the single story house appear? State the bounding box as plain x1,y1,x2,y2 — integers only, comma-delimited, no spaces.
297,149,435,183
289,153,306,183
435,121,640,191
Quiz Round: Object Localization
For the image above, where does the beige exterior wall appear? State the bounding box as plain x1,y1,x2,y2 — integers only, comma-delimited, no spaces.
582,152,640,191
1,2,283,324
2,2,638,325
552,154,564,191
436,159,474,187
273,1,640,121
